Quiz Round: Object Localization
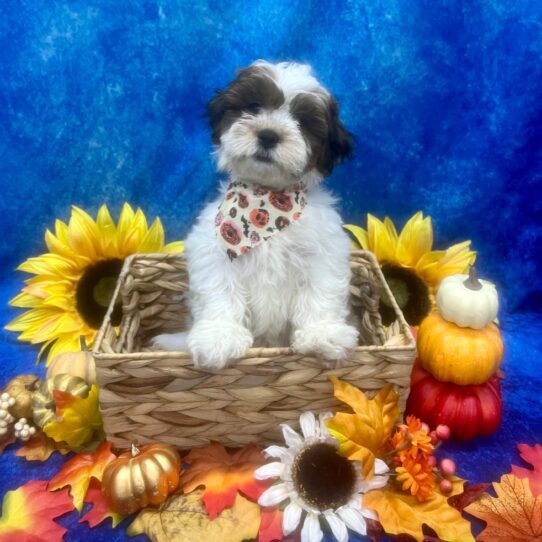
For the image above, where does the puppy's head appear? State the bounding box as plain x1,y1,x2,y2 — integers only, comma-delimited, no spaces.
207,61,353,189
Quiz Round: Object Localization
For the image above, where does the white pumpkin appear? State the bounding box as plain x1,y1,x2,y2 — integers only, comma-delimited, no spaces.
436,268,499,329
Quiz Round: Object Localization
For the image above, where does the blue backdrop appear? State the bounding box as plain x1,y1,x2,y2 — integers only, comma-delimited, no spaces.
0,1,541,541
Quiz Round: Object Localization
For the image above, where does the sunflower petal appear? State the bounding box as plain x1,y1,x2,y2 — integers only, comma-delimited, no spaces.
18,254,80,278
68,206,101,260
96,204,119,258
367,214,397,263
396,212,434,267
137,218,165,253
342,224,369,250
8,292,41,308
417,241,476,287
163,240,185,253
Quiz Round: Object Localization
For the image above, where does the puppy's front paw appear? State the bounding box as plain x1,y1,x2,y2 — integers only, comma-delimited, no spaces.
292,322,359,362
151,332,189,351
188,320,253,369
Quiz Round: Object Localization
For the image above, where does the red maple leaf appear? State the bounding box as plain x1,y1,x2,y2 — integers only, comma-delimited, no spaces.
181,442,271,519
258,507,283,542
511,443,542,497
79,479,123,528
0,480,74,542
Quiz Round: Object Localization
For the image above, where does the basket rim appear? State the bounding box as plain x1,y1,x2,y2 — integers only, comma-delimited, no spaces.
93,249,416,357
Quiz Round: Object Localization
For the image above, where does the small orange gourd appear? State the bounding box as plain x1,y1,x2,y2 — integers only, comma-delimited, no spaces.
102,443,181,515
417,311,503,385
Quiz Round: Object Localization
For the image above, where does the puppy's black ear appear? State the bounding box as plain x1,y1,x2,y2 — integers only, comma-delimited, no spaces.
317,97,354,175
207,90,228,145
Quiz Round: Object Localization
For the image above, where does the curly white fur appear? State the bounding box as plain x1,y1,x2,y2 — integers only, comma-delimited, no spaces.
153,61,358,368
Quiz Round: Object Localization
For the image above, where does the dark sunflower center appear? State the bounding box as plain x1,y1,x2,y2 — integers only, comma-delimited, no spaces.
76,259,123,329
292,442,356,511
379,264,431,326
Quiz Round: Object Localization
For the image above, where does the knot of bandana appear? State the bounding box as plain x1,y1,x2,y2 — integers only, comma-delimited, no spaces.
215,181,307,260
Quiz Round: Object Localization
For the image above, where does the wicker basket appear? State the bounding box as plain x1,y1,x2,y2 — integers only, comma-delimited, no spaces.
93,250,416,450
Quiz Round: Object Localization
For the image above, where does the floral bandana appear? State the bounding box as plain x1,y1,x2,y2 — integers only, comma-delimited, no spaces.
215,181,307,260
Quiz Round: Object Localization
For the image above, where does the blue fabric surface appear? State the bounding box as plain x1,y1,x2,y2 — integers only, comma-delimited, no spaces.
1,1,541,540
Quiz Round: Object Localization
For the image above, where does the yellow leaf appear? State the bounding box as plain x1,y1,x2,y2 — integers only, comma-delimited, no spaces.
326,377,399,478
127,490,260,542
364,482,475,542
43,384,103,448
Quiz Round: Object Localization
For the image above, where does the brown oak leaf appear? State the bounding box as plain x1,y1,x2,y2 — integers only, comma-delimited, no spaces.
465,474,542,541
127,489,260,542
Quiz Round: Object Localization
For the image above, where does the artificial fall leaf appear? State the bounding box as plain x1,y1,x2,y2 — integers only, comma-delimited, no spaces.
364,479,474,542
15,432,70,461
127,490,260,542
79,479,122,528
43,384,103,448
465,474,542,541
0,431,15,456
448,483,491,512
326,377,400,478
48,441,116,512
258,507,283,542
0,480,74,542
511,443,542,496
181,442,270,519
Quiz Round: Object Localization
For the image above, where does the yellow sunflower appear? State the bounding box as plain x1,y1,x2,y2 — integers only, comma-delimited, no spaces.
6,204,183,364
344,212,476,325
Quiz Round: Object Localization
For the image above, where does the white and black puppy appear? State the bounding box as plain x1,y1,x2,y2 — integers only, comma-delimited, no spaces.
153,60,359,369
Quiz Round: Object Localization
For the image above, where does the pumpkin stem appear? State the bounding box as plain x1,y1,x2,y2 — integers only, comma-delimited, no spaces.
79,336,88,352
463,267,483,291
131,442,140,457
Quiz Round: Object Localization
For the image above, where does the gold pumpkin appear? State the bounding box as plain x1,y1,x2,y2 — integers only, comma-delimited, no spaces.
3,375,41,419
32,374,90,428
102,443,181,515
46,349,96,384
417,311,503,385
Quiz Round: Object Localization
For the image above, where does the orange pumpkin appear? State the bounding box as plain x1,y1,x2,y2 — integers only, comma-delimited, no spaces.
417,311,503,385
102,443,181,515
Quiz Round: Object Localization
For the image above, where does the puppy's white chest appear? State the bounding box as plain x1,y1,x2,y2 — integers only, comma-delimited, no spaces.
237,229,307,345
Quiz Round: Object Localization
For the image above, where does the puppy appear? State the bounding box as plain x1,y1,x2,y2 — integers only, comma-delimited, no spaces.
153,60,359,369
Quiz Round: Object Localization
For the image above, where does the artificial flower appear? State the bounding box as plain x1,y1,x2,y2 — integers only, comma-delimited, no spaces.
344,212,476,325
6,204,183,364
255,412,389,542
389,415,437,502
395,455,435,502
390,415,433,460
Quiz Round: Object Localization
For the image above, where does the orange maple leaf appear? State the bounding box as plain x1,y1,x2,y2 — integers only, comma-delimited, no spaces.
465,474,542,541
79,479,123,528
15,432,70,462
48,441,116,512
0,480,74,542
181,442,271,519
511,444,542,497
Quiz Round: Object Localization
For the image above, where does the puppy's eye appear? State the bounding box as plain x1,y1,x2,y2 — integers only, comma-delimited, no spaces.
245,102,262,114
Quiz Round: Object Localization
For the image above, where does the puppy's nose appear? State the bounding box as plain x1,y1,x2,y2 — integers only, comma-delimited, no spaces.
257,129,280,149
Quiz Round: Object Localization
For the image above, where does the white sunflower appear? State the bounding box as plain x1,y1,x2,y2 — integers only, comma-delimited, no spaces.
255,412,389,542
